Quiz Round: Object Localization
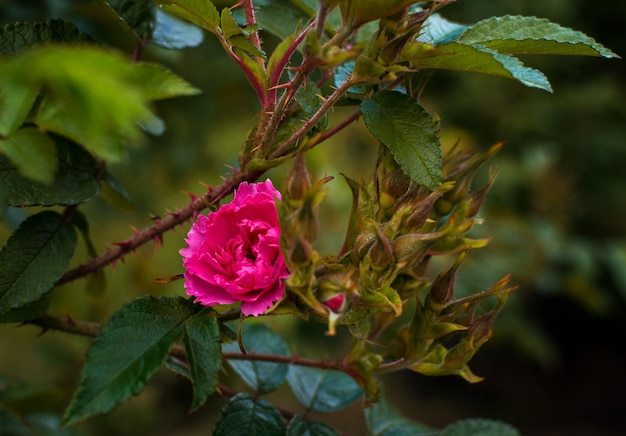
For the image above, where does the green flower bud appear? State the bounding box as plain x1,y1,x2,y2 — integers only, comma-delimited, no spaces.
429,251,467,307
354,229,377,261
392,232,439,270
284,153,311,206
290,235,313,265
368,228,394,270
403,181,454,230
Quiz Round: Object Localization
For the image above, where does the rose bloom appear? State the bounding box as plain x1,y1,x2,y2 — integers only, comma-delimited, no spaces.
180,180,289,316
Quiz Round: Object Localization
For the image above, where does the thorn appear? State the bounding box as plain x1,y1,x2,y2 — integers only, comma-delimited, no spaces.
130,225,140,235
268,82,291,91
112,240,132,250
65,313,77,326
153,234,164,250
182,191,198,201
150,214,161,223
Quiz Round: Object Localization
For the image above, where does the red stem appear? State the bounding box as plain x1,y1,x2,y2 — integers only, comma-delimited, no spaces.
57,169,254,286
242,0,262,51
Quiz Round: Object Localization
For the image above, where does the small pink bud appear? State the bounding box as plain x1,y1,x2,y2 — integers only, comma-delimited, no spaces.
322,294,346,313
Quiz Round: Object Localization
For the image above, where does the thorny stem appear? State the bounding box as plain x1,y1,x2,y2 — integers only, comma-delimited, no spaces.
57,169,257,287
27,313,101,338
315,2,329,38
214,30,269,108
241,0,262,52
268,79,357,159
259,21,355,155
303,109,361,153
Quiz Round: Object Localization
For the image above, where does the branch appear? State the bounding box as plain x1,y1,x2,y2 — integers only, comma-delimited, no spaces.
222,351,347,372
27,313,101,338
268,79,357,159
304,109,361,153
57,169,255,286
242,0,262,52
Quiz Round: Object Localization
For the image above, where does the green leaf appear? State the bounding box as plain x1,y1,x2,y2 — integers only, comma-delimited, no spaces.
214,393,286,436
62,296,199,426
222,323,290,394
402,42,552,92
457,15,619,58
100,169,134,211
127,62,202,101
221,7,244,39
0,127,57,183
183,314,223,411
165,355,191,379
0,297,49,324
295,80,328,130
334,61,368,96
248,0,312,40
69,211,98,259
1,46,199,162
418,14,468,45
106,0,156,39
0,211,77,315
287,415,339,436
156,0,220,33
0,136,100,207
440,418,520,436
365,393,434,436
0,19,92,55
267,33,296,85
360,91,442,190
152,9,204,49
286,366,363,413
0,81,39,137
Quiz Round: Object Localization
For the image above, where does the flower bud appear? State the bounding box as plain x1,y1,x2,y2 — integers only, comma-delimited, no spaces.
443,141,504,204
368,227,394,270
392,232,438,270
322,293,346,313
354,229,377,260
284,153,311,206
429,251,467,307
466,169,498,218
403,181,454,230
290,235,313,265
376,148,412,215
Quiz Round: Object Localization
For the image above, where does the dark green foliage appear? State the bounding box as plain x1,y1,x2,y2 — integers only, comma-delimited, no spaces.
286,366,363,413
222,323,291,394
0,211,76,314
0,137,100,206
361,90,443,189
213,393,286,436
0,19,91,55
62,296,200,426
182,313,223,411
287,416,340,436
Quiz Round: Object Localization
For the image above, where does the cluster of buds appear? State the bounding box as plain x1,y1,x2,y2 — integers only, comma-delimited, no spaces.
279,142,514,386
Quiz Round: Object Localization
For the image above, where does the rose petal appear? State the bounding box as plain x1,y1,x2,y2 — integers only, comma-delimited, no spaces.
180,180,288,316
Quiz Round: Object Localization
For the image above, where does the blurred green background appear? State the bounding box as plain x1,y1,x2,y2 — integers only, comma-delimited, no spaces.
1,0,625,434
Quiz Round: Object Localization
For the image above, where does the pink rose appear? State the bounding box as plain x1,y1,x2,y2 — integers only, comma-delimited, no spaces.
180,180,289,316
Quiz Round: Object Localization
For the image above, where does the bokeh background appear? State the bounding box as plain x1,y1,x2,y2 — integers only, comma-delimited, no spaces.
1,0,625,434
